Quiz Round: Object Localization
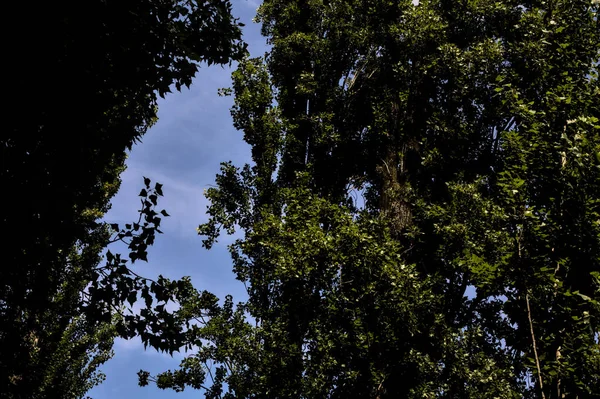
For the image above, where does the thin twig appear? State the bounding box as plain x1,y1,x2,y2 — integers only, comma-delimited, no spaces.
107,235,131,245
526,292,546,399
553,258,562,397
376,379,385,399
126,267,158,285
204,359,216,385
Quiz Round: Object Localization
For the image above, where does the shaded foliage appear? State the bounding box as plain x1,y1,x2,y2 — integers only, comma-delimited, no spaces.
1,1,245,397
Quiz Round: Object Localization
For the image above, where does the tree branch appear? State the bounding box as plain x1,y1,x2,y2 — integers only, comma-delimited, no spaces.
526,292,546,399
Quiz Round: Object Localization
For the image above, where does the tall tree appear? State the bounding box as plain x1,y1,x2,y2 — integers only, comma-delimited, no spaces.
144,0,599,397
1,1,246,397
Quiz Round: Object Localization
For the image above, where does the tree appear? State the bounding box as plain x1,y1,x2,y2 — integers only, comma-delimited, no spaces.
1,1,246,397
143,0,599,398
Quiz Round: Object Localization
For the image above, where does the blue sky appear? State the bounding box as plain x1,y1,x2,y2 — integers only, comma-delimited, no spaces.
90,1,265,397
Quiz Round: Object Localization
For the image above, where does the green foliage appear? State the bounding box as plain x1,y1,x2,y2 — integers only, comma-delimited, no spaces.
1,1,245,397
142,0,600,398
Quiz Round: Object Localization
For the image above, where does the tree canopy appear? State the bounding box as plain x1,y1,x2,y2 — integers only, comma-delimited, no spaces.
143,0,600,398
2,1,245,397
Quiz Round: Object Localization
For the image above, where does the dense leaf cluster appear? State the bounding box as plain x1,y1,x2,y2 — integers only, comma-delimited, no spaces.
144,1,599,398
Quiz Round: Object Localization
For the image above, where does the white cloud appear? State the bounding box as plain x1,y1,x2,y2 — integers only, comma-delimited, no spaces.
105,152,253,249
105,162,209,240
238,0,261,10
113,336,144,353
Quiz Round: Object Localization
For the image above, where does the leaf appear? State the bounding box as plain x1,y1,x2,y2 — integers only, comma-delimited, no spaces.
155,182,164,196
127,291,137,307
576,292,592,302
